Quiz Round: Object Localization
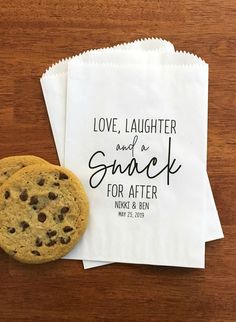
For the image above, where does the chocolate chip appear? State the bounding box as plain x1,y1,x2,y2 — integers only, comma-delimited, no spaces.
58,214,64,222
48,192,57,200
53,182,60,187
31,250,40,256
32,206,37,210
3,171,7,175
59,172,68,180
46,240,56,247
38,212,47,223
61,207,69,214
47,230,57,238
7,227,15,234
4,191,10,199
20,221,29,231
60,236,71,244
29,196,38,205
63,226,73,233
19,189,28,201
9,250,17,256
35,237,43,247
37,178,45,186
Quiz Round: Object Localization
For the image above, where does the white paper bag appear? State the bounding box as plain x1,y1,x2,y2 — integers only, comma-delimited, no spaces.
64,55,210,268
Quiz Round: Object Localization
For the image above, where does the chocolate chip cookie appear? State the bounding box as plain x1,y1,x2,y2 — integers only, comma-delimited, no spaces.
0,164,89,264
0,155,48,186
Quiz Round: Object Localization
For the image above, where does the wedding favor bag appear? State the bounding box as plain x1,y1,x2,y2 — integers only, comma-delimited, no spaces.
64,57,208,268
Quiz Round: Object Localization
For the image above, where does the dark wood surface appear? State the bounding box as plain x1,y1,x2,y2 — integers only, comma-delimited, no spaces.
0,1,235,321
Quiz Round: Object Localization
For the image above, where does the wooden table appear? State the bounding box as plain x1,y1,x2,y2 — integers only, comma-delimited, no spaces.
0,1,235,321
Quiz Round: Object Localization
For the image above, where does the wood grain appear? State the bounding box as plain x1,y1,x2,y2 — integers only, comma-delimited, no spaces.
0,1,235,321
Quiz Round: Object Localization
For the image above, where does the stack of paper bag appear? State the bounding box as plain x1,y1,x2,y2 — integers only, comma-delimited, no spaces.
41,38,223,269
